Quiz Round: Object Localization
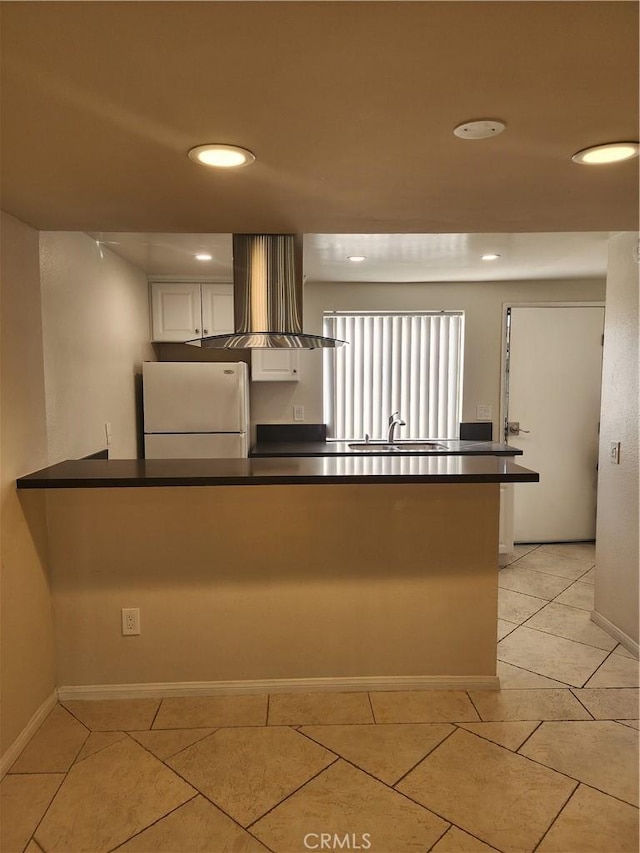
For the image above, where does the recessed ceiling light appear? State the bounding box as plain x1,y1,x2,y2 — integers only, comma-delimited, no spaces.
347,255,366,262
481,253,501,261
571,142,639,164
453,120,506,140
195,253,213,261
187,144,256,168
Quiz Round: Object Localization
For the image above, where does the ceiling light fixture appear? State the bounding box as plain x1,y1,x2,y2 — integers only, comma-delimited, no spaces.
571,142,639,165
347,255,366,262
195,253,212,261
481,253,501,261
453,120,506,140
187,144,256,168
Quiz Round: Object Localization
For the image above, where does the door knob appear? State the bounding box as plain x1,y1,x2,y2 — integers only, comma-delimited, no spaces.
507,421,531,435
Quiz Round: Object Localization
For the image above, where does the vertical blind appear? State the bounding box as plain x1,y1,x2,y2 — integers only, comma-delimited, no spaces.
323,312,464,440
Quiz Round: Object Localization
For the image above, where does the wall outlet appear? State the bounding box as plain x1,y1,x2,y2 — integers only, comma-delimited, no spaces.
121,608,140,636
104,422,112,446
476,404,492,421
293,405,305,421
609,441,621,464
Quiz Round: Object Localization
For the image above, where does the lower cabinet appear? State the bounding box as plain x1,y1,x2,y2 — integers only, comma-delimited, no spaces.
251,350,300,381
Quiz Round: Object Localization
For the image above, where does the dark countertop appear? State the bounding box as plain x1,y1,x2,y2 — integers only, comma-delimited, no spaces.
250,440,522,457
17,456,538,489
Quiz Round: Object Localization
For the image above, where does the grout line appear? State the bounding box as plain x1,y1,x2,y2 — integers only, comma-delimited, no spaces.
391,725,458,787
366,691,377,723
107,793,199,852
515,617,617,654
568,689,596,720
465,691,483,721
495,658,574,689
265,693,270,726
149,699,162,730
577,645,618,689
515,720,544,752
531,780,581,853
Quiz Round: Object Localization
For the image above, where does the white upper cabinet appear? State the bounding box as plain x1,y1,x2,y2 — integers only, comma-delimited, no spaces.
251,349,300,381
150,282,233,342
201,284,235,337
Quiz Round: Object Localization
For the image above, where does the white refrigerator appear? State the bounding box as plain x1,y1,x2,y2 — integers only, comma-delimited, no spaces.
143,362,249,458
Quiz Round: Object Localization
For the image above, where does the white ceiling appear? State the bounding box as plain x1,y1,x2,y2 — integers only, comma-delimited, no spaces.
87,231,610,283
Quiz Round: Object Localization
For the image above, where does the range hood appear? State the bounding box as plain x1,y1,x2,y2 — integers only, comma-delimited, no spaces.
187,234,346,349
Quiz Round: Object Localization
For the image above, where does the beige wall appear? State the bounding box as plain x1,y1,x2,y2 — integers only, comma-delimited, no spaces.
47,484,499,687
40,233,155,461
0,212,56,756
595,232,639,646
251,278,606,437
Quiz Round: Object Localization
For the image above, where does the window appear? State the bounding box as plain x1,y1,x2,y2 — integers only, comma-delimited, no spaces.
323,311,464,441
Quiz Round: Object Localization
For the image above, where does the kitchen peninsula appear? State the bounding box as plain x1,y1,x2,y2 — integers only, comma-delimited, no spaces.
17,455,537,696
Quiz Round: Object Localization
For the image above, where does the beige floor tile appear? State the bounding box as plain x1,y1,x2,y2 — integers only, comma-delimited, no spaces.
614,643,638,659
300,723,454,785
617,719,640,730
537,783,639,852
35,737,195,852
397,728,576,853
498,626,609,687
554,580,595,611
497,619,518,641
129,728,215,760
61,698,160,731
571,688,639,720
537,541,596,561
584,653,640,687
153,694,267,729
498,588,547,624
268,691,374,725
513,548,594,580
524,601,616,652
0,773,64,853
115,795,270,852
457,721,540,751
499,565,574,599
167,726,335,826
580,566,596,584
519,721,639,806
497,661,570,689
75,730,127,762
469,689,592,722
431,826,498,852
252,759,448,853
9,705,89,773
523,602,618,651
370,690,479,724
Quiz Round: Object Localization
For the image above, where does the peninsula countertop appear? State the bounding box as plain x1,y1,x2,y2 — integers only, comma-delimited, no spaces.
250,439,522,457
16,455,538,489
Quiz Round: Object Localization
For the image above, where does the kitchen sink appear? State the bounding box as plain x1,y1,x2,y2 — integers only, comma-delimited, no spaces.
347,441,447,451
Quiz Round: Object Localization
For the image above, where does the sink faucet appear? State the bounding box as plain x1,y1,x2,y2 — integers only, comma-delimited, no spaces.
387,411,406,443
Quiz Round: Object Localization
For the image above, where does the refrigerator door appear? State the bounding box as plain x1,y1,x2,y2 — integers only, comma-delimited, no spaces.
145,432,248,459
143,362,249,433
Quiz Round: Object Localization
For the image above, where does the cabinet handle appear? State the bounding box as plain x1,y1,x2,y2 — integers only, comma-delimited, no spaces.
203,329,208,334
195,328,200,334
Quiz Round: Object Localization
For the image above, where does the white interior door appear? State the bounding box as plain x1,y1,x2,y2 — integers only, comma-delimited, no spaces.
506,306,604,542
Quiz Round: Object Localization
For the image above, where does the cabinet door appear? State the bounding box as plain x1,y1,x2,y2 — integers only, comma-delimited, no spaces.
151,283,202,342
201,284,234,336
251,350,300,381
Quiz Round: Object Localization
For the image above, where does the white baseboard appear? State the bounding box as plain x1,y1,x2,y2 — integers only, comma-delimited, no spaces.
591,610,639,658
58,674,500,701
0,690,58,779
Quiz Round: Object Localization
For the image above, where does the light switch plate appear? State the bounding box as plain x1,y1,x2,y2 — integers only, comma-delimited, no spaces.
609,441,621,464
476,405,492,421
293,405,304,421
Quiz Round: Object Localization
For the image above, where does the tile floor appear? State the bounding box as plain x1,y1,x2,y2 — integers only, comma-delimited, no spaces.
1,543,638,853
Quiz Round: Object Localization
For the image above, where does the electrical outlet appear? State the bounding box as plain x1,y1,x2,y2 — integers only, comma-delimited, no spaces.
121,608,140,636
476,404,492,421
293,405,304,421
609,441,621,464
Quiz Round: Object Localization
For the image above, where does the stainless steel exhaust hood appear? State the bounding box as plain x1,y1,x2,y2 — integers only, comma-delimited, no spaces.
187,234,346,349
